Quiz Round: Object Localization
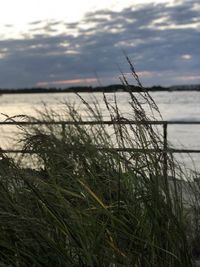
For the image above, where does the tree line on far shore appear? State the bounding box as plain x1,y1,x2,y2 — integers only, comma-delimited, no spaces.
0,84,200,94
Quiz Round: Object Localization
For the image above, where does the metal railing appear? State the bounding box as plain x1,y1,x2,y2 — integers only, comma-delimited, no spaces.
0,119,200,154
1,119,200,180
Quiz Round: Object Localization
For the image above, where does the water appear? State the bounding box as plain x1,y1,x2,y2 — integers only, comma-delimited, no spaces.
1,91,200,171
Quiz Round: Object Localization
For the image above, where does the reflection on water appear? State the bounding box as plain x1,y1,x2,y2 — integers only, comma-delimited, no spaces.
1,91,200,170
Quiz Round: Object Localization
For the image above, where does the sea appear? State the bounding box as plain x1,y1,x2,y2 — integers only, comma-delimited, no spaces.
1,91,200,172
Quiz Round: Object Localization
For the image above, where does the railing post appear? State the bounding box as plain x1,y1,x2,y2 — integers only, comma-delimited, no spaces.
118,159,121,214
163,122,168,180
62,123,66,142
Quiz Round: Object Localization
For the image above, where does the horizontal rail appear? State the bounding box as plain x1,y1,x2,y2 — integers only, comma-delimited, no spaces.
1,148,161,154
1,120,200,125
1,148,200,154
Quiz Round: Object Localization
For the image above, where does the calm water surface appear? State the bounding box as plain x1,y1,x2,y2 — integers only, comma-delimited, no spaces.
1,91,200,170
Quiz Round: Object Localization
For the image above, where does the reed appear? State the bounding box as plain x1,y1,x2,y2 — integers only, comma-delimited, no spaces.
0,61,199,266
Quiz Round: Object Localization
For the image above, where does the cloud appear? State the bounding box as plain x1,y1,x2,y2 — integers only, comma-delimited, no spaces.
37,78,97,87
0,0,199,88
28,20,43,26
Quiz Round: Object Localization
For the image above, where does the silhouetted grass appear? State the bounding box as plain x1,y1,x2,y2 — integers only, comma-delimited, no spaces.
0,61,199,266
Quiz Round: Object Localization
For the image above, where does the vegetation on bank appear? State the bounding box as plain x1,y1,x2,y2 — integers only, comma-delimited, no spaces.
0,83,200,94
0,63,200,266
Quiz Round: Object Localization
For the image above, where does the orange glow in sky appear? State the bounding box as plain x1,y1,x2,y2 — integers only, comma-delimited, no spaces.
37,78,97,87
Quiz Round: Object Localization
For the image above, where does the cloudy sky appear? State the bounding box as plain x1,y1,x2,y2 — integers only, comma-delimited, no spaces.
0,0,199,88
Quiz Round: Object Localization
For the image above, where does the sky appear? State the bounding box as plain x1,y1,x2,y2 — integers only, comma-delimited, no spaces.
0,0,199,88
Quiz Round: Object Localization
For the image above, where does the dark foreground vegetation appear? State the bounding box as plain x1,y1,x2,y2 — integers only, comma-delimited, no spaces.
0,63,200,266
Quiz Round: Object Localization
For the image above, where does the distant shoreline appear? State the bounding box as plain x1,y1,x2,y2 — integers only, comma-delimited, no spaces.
0,84,200,94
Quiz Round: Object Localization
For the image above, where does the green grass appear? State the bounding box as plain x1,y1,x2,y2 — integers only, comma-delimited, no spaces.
0,63,199,266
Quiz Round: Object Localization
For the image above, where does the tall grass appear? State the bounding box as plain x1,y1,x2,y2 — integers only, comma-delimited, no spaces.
0,61,199,266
